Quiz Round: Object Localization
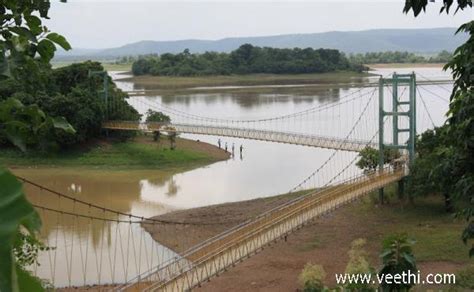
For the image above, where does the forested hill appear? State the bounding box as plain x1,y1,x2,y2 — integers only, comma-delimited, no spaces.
56,27,465,60
131,45,366,76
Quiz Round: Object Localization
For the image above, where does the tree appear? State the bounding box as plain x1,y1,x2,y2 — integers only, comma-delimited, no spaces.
0,2,73,291
130,45,360,77
403,0,473,257
145,110,171,141
379,234,417,291
356,147,401,173
0,98,75,151
0,0,71,82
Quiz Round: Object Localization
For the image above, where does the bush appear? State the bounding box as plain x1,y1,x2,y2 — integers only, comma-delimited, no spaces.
379,234,417,291
298,263,328,292
344,238,376,291
456,264,474,289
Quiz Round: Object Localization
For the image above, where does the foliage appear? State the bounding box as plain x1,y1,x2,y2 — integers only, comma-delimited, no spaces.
145,109,171,123
0,61,141,147
378,234,417,291
403,0,473,257
298,263,328,292
146,110,171,142
344,238,375,291
356,146,401,172
14,233,51,268
348,50,452,64
131,44,366,77
456,264,474,289
0,97,75,151
0,168,44,292
0,0,70,85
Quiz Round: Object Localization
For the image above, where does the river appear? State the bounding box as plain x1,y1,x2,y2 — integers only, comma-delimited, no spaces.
16,66,451,287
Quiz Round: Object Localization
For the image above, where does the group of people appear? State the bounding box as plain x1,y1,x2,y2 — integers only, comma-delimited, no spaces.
217,139,243,157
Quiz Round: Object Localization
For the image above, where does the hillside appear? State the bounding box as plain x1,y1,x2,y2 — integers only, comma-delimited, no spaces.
55,27,466,61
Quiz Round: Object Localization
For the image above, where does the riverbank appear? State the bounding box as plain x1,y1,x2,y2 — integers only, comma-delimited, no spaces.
145,187,472,290
143,189,311,253
368,63,445,69
1,135,229,170
118,71,372,91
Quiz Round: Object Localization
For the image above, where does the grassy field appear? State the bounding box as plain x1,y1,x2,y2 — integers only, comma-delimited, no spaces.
0,136,228,170
356,187,470,263
120,71,372,90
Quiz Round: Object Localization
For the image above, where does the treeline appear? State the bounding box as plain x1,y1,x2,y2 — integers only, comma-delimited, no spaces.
348,50,452,64
131,44,366,76
0,61,140,150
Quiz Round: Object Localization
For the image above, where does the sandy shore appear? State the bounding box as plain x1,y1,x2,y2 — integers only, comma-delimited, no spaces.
142,191,309,253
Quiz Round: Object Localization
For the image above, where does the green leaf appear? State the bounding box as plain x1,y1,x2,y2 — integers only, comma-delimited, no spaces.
24,15,42,35
0,168,41,292
37,39,56,62
0,52,12,78
51,117,76,134
3,121,30,152
16,264,44,292
9,27,37,42
45,33,71,51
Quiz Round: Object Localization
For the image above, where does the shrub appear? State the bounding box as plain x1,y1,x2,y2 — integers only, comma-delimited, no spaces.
298,263,328,292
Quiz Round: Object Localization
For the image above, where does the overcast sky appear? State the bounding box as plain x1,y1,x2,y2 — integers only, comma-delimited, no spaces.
46,1,472,49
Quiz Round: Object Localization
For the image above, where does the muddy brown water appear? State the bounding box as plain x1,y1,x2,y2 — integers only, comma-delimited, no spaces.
16,67,451,287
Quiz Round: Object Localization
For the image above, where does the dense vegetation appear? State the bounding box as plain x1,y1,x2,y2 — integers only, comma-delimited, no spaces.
403,0,473,257
352,0,473,260
348,50,452,64
0,61,140,150
132,44,367,76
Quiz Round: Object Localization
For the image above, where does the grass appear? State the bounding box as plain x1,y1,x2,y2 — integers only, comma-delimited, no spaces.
356,186,471,263
293,183,470,264
0,137,223,170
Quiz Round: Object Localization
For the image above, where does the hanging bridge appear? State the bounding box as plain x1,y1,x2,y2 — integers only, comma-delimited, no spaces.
19,72,451,291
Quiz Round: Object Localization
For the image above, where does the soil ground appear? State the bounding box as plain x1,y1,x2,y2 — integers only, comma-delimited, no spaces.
146,190,472,291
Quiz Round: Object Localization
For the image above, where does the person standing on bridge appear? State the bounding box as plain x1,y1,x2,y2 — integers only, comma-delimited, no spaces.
240,144,243,155
232,143,235,156
218,138,221,149
225,142,228,152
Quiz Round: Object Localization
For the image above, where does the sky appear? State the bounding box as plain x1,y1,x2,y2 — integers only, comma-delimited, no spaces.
46,0,472,49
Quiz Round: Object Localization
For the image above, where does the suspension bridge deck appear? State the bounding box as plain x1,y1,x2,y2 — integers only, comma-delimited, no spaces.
102,121,377,152
119,168,405,291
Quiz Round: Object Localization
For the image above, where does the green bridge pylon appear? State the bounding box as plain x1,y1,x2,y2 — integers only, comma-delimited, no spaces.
378,72,416,203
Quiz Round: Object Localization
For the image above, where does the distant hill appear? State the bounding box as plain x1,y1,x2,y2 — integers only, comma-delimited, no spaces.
55,27,466,61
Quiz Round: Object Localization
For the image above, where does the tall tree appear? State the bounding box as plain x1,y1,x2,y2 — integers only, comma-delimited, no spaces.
403,0,473,256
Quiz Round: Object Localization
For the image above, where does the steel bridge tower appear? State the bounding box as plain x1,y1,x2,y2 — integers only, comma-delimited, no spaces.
378,72,416,202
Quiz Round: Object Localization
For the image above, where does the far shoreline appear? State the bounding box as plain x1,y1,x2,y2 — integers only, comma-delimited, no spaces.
368,62,445,69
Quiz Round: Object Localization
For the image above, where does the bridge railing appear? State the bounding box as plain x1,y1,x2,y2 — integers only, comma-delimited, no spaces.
118,165,404,290
102,121,377,152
